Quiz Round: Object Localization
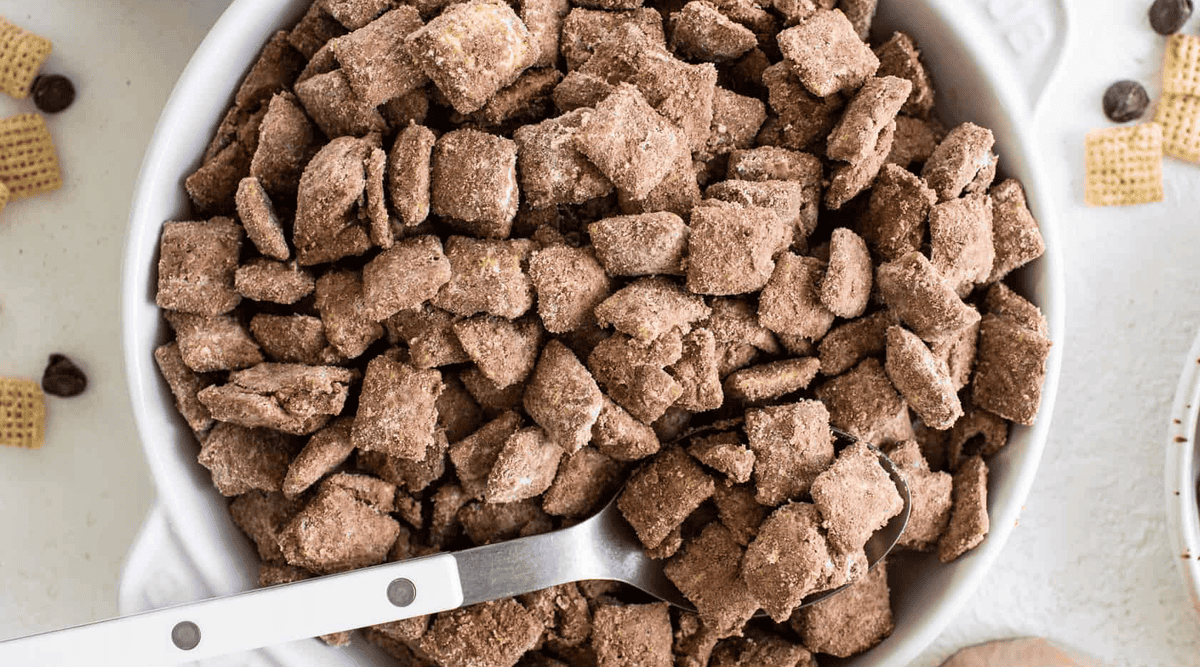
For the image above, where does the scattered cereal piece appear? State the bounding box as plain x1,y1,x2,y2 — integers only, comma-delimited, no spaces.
777,10,879,98
1162,33,1200,97
688,200,789,295
524,340,604,453
330,7,427,107
592,603,674,667
723,357,819,403
278,483,400,574
922,122,996,202
745,399,834,504
432,129,520,238
1084,122,1165,207
165,311,264,373
792,558,893,657
454,316,543,389
875,251,981,344
485,426,564,503
938,454,989,562
352,353,443,459
929,193,994,296
810,440,904,552
885,440,952,551
197,422,294,496
0,18,51,98
543,446,623,516
0,377,45,449
827,76,911,164
154,342,215,434
433,236,535,319
815,358,912,445
361,235,452,321
157,218,243,316
820,228,872,319
591,395,662,461
282,416,355,498
874,32,934,118
388,122,436,228
742,502,831,621
1157,92,1200,163
527,245,613,333
687,431,755,483
230,490,303,564
618,446,715,548
406,0,538,114
758,253,835,340
971,314,1052,425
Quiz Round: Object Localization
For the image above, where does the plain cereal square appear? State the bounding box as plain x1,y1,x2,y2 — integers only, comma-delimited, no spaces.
278,483,400,574
987,179,1045,283
453,316,543,388
235,177,289,260
618,447,715,548
921,122,995,202
827,76,911,164
388,122,437,228
884,439,952,552
810,440,904,552
330,7,427,107
669,1,756,63
250,314,342,366
362,235,452,322
857,163,936,262
815,358,911,445
591,396,662,461
314,269,384,359
352,353,443,460
515,109,614,209
929,193,994,296
386,304,471,368
820,228,872,319
741,502,831,621
595,277,711,342
485,426,564,503
875,251,981,344
792,558,893,657
874,32,934,118
574,84,685,199
154,342,215,434
687,200,789,295
592,603,673,667
433,236,535,319
664,522,758,637
282,417,356,498
197,422,294,496
885,325,962,429
543,446,623,516
235,259,314,305
687,431,755,483
523,340,604,453
157,218,243,316
937,454,989,562
405,0,538,114
723,357,820,403
758,253,835,341
166,312,264,373
431,129,520,239
777,9,878,97
449,411,523,500
527,245,613,333
970,314,1051,425
745,399,834,504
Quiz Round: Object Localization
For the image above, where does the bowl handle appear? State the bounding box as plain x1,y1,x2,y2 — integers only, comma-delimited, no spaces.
960,0,1071,115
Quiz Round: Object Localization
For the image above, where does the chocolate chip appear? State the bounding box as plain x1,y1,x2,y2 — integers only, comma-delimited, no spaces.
1102,80,1150,123
42,354,87,397
32,75,76,114
1150,0,1193,35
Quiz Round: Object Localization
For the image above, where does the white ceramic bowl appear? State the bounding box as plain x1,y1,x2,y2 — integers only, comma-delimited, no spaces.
120,1,1068,664
1166,330,1200,621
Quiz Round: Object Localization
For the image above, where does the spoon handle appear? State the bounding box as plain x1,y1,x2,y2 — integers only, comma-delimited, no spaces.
0,553,461,666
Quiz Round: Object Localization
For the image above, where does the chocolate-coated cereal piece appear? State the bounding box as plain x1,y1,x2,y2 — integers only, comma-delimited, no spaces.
886,115,943,168
885,324,962,429
358,430,450,493
929,193,994,296
386,305,471,368
815,358,912,445
591,396,662,461
197,422,294,496
874,32,934,118
670,1,757,63
588,333,684,423
230,490,302,564
294,69,386,139
278,483,400,574
884,440,952,551
454,316,543,389
705,88,767,157
687,431,755,483
970,314,1052,425
588,212,689,277
817,310,891,376
388,123,436,228
527,245,613,333
760,62,847,151
322,0,393,30
154,342,215,434
827,76,912,164
820,228,872,319
251,314,341,366
41,354,87,398
826,118,895,209
352,353,443,460
282,417,355,498
314,269,384,358
250,93,319,197
543,446,623,516
745,399,834,504
757,253,835,340
777,9,879,97
574,84,685,199
166,312,264,373
235,178,289,260
522,0,571,67
449,411,523,500
595,277,710,342
937,454,989,562
792,558,893,657
458,498,553,544
810,440,904,552
710,629,818,667
618,447,715,548
485,426,564,503
706,179,813,245
157,218,243,316
234,259,315,305
921,122,995,202
983,282,1048,336
741,502,831,621
199,363,354,435
593,603,674,667
875,251,981,344
723,357,819,403
462,366,527,415
330,7,427,106
515,109,614,209
945,404,1009,471
361,235,453,322
668,329,724,411
987,178,1046,282
433,236,535,319
688,200,789,295
524,340,604,453
431,129,520,239
857,163,936,262
292,136,374,265
665,522,758,637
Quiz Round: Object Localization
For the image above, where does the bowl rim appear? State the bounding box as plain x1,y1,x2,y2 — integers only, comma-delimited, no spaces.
1165,328,1200,620
119,0,1069,664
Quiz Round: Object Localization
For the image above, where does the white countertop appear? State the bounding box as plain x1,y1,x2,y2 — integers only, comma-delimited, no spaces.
1,1,1198,666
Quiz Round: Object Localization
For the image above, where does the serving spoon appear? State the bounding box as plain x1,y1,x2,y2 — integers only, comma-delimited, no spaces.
0,429,908,666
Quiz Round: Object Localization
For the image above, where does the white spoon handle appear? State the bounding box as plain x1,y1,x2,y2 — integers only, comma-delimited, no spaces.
0,553,461,666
